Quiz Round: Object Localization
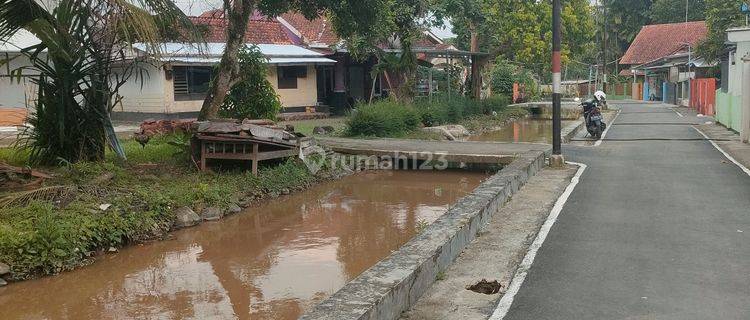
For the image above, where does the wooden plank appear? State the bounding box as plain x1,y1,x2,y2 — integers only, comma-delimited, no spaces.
204,153,254,160
200,141,207,171
241,119,275,126
256,149,299,161
200,134,296,148
197,122,243,133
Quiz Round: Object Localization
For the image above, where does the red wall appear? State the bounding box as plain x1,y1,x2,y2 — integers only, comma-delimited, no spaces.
690,78,716,116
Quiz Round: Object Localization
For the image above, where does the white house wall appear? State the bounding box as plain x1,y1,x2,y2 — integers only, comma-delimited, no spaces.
0,53,38,109
114,63,168,114
0,56,321,116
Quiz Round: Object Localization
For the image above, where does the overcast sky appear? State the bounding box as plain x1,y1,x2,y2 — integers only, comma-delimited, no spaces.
173,0,456,39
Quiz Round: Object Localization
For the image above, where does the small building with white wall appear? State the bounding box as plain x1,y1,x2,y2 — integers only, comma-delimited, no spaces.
114,43,335,119
1,34,335,121
717,27,750,142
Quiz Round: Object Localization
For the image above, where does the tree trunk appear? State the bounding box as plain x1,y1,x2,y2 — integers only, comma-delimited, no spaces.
469,22,482,100
198,0,254,121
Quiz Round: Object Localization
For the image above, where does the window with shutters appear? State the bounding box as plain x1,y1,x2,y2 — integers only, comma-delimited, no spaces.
173,66,213,101
277,66,307,89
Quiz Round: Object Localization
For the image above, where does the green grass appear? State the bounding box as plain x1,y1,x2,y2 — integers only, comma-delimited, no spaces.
0,146,31,166
0,134,323,280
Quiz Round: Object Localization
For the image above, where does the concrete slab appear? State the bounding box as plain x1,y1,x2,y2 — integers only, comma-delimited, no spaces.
317,137,551,165
402,166,577,320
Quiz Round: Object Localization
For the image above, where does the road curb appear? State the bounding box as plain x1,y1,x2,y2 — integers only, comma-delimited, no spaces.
561,117,584,143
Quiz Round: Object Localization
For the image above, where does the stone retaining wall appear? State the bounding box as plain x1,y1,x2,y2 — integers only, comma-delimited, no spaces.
300,151,546,320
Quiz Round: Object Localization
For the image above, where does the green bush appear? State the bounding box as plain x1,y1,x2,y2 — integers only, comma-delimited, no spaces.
344,94,516,137
481,95,511,113
220,45,282,120
413,94,508,126
489,59,539,100
345,100,421,137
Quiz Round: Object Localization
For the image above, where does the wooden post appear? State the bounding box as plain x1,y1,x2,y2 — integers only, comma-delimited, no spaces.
251,143,259,175
200,140,207,171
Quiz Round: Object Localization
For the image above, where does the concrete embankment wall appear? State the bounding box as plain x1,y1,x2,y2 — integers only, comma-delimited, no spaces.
300,151,546,320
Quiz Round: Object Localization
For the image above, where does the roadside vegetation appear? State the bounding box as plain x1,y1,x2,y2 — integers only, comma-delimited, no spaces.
0,135,327,280
344,95,529,138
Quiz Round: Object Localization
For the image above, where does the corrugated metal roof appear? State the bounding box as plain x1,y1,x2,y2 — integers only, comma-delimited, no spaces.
267,57,335,65
159,56,335,65
134,43,325,58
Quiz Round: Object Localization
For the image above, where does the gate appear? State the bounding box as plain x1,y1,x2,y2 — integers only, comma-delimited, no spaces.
689,78,717,116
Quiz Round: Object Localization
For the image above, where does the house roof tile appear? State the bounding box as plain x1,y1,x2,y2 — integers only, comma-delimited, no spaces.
620,21,707,65
189,16,293,44
279,12,339,46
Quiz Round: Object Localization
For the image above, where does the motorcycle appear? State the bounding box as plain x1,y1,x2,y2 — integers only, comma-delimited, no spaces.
581,91,607,139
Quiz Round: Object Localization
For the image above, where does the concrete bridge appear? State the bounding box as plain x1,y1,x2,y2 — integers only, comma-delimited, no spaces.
316,137,551,165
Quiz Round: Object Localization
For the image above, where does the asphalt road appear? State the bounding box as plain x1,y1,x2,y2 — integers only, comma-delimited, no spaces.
504,103,750,320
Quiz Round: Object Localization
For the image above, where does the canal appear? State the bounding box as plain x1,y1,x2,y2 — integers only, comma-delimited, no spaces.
0,170,487,320
469,118,577,143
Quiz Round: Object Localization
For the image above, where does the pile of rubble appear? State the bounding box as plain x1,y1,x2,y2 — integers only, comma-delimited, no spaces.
138,119,194,136
193,119,304,143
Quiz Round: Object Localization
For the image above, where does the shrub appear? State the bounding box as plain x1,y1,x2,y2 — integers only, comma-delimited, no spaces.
345,100,421,137
489,59,539,100
413,94,501,126
219,45,282,120
344,94,516,136
481,95,511,113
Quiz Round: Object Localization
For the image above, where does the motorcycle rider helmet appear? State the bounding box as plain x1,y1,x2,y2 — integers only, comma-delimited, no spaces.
594,90,606,102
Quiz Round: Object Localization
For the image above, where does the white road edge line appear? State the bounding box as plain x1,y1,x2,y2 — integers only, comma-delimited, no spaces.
672,109,684,117
593,109,621,147
692,126,750,177
488,161,588,320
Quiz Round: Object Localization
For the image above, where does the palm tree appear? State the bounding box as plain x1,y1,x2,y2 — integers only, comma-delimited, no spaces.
0,0,199,164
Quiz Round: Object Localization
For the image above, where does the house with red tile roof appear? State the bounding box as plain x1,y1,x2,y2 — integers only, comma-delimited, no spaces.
275,11,473,113
0,14,337,120
1,9,476,120
619,21,712,104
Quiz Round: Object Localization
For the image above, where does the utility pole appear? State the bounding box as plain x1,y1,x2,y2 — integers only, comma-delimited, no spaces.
551,0,564,166
588,65,593,97
602,0,607,92
685,0,689,22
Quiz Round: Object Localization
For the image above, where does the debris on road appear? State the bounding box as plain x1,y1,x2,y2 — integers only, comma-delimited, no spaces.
466,279,503,295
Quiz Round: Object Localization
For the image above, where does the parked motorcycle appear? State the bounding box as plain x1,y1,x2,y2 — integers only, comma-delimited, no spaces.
581,91,607,139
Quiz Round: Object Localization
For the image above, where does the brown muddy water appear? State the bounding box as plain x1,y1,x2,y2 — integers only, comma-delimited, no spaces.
0,170,487,320
469,119,576,143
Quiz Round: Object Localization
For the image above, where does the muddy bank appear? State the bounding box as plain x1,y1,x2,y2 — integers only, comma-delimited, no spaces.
0,170,486,320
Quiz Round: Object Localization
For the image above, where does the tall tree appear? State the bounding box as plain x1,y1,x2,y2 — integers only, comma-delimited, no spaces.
429,0,484,98
447,0,594,81
605,0,652,54
696,0,744,63
198,0,428,120
650,0,706,23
